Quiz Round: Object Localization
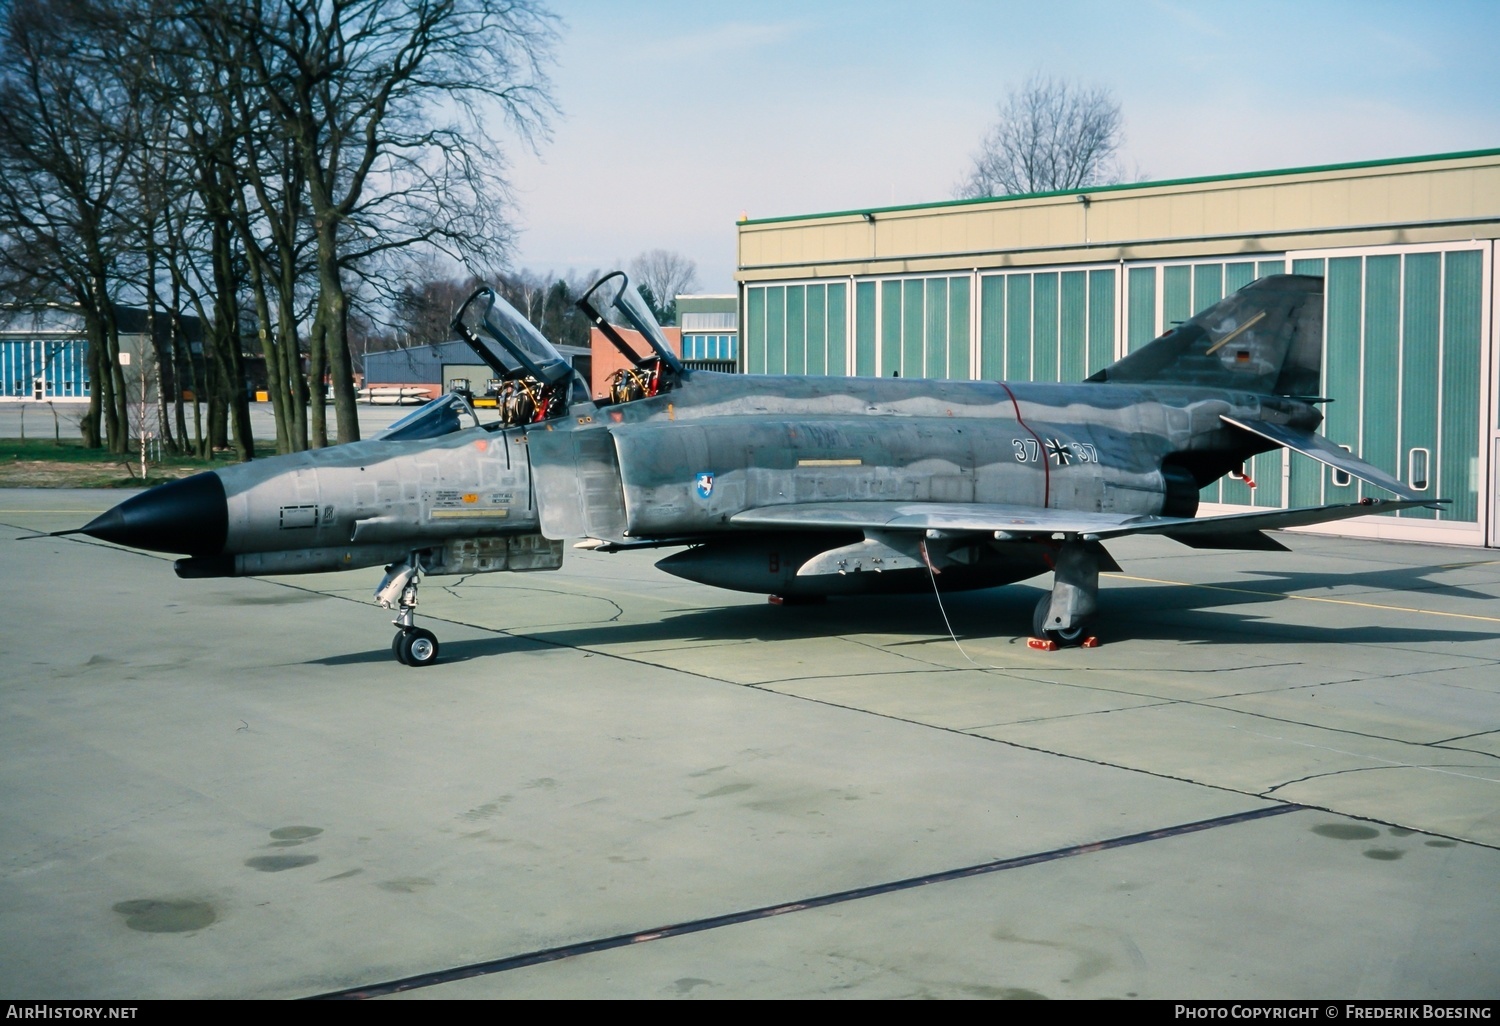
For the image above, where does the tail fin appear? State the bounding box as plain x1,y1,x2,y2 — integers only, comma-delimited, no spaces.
1087,274,1323,396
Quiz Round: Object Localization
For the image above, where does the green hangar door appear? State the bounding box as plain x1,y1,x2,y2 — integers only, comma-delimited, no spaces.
1116,249,1488,545
1286,247,1486,545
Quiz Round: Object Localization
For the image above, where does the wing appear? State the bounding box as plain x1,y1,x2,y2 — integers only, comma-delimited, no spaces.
731,497,1435,550
735,502,1163,537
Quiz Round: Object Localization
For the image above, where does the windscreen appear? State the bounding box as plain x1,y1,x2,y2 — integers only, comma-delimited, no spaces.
375,392,481,441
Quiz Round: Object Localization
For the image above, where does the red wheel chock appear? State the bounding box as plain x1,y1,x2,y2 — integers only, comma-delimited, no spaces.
1027,636,1101,650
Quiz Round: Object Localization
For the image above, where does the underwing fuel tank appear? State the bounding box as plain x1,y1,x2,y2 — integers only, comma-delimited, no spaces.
657,534,1053,597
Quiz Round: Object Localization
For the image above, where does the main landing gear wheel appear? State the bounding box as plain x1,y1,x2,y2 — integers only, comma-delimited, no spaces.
1033,596,1090,648
394,627,440,667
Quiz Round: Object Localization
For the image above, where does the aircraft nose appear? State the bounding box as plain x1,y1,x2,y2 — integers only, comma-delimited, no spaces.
81,471,229,555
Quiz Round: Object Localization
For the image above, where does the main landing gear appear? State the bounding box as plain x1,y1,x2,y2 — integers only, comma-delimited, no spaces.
1030,539,1111,650
376,556,441,667
1032,595,1092,647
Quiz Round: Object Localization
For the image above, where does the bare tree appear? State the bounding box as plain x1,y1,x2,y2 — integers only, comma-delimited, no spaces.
3,0,557,454
0,0,137,451
490,267,594,347
124,339,157,480
628,249,698,325
956,75,1125,199
391,272,483,348
237,0,558,447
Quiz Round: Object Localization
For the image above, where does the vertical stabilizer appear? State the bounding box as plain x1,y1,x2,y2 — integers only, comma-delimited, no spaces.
1087,274,1323,395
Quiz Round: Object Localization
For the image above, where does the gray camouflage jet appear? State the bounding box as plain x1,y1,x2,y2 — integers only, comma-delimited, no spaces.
72,271,1440,665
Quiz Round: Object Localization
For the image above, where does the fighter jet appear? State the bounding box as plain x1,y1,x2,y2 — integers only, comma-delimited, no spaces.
73,271,1441,664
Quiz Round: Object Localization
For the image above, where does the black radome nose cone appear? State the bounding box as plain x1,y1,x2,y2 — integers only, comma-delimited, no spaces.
81,471,229,555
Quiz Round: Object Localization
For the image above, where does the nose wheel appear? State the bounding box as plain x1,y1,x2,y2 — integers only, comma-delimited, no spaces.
393,627,440,667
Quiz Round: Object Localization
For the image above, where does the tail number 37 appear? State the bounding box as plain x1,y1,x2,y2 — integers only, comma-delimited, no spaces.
1012,438,1099,464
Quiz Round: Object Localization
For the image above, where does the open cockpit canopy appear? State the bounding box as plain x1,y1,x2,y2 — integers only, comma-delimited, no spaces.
577,271,685,403
450,286,590,424
453,286,576,388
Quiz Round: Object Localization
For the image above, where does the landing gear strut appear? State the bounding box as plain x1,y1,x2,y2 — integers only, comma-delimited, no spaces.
376,556,441,667
1031,539,1110,648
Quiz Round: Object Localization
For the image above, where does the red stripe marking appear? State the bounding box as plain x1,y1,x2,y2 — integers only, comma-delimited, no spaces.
997,381,1049,508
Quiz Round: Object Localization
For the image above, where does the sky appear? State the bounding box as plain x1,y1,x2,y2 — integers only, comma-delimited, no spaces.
495,0,1500,294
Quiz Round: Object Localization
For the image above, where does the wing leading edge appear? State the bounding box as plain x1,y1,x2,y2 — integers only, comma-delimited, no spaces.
731,497,1435,550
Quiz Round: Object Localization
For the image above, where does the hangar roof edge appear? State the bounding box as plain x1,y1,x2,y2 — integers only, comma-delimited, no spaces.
737,147,1500,228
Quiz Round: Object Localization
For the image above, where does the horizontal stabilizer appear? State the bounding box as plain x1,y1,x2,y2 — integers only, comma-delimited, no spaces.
1222,415,1432,502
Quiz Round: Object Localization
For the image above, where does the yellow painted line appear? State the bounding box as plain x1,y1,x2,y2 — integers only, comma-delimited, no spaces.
429,510,510,522
1105,572,1500,625
0,510,105,514
798,458,862,467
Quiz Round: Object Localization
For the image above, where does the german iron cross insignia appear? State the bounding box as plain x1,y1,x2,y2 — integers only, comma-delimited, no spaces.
1046,439,1073,465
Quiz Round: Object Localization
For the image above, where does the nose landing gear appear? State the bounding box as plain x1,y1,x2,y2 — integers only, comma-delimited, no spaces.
376,556,441,667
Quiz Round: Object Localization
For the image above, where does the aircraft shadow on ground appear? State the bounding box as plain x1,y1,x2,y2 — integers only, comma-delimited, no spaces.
520,597,1490,652
313,567,1497,667
1236,561,1498,603
308,631,544,667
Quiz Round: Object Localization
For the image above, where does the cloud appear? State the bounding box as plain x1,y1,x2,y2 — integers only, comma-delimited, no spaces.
1147,0,1231,40
622,18,807,65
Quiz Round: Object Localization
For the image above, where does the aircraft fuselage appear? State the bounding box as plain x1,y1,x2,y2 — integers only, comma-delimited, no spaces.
103,370,1319,591
78,271,1438,660
531,371,1318,543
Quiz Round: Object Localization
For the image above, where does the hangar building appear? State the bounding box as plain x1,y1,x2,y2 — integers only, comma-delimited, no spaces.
362,338,590,403
734,148,1500,548
1,307,202,403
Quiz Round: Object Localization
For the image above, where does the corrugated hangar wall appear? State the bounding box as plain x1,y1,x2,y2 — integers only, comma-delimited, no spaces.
734,150,1500,547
